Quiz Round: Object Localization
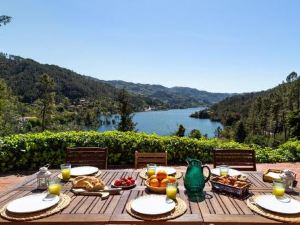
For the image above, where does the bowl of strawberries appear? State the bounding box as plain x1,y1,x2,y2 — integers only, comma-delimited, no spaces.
112,176,136,189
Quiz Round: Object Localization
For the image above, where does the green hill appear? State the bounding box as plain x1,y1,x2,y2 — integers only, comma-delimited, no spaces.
106,80,231,108
192,72,300,146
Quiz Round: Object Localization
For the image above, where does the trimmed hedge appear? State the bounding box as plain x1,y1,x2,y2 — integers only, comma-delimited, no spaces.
0,131,299,172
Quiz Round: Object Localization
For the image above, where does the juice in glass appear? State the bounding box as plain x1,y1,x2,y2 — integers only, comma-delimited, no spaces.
166,183,177,200
272,180,285,197
61,163,71,181
48,179,62,195
219,165,229,176
147,163,156,177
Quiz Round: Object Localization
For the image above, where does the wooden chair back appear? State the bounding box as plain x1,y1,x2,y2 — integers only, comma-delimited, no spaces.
213,149,256,171
135,151,167,169
66,147,108,169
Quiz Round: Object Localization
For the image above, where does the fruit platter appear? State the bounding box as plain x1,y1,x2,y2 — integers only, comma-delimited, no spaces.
145,170,177,193
112,176,136,189
210,175,251,197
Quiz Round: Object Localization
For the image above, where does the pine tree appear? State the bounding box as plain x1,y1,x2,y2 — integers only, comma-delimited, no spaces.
234,121,247,143
37,74,56,131
288,110,300,139
176,124,186,137
117,88,136,132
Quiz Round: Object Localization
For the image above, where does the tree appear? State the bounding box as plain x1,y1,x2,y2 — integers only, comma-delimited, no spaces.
189,129,202,139
286,72,298,83
175,124,185,137
234,121,247,143
214,126,223,138
288,110,300,139
37,74,56,131
0,15,11,27
117,88,136,132
0,79,19,135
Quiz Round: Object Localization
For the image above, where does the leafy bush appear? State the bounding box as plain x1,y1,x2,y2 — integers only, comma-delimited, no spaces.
0,131,299,172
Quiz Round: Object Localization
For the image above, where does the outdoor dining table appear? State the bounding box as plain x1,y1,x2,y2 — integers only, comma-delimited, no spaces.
0,169,299,225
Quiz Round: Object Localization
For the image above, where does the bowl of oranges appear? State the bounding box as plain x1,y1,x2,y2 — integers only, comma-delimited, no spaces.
145,170,177,194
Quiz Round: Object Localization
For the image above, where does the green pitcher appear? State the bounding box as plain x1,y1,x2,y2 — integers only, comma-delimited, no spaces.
184,158,211,202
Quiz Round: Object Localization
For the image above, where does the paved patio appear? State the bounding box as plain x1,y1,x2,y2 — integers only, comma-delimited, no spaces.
1,163,300,193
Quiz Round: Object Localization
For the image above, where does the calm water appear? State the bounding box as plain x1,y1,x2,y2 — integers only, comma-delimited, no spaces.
98,107,222,138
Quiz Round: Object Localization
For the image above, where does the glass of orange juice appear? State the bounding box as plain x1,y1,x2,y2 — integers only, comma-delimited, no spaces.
166,183,177,201
147,163,156,177
219,165,229,176
48,179,62,196
60,163,71,181
272,180,285,197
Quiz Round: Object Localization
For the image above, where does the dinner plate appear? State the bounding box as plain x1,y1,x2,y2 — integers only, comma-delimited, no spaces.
70,166,99,176
155,166,176,175
6,193,60,214
131,195,175,215
211,168,241,176
255,195,300,214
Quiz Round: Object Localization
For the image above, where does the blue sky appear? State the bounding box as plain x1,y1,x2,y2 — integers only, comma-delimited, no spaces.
1,0,300,93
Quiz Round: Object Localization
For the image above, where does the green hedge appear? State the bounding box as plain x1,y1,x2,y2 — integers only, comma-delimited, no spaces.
0,131,299,172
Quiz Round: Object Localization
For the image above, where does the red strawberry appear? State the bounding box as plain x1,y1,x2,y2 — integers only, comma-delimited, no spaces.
114,180,122,186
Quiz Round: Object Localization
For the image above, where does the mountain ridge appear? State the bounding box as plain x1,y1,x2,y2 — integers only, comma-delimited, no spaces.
105,80,232,108
0,53,231,111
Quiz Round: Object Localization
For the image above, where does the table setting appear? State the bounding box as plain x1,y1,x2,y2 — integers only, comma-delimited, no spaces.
0,165,71,221
1,159,300,224
126,163,187,221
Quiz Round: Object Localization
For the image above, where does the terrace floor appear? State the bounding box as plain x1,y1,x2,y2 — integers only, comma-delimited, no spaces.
1,162,300,193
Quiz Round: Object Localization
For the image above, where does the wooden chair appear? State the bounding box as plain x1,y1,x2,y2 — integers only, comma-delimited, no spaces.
135,151,167,169
213,149,256,171
66,147,108,169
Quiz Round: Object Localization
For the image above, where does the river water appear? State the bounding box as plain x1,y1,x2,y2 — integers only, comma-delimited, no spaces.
98,107,222,138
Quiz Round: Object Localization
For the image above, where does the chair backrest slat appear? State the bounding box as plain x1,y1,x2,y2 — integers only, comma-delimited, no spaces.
213,149,256,171
135,151,167,169
66,147,108,169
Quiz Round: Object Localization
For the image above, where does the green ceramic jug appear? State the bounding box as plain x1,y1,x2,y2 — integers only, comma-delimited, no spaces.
184,158,211,202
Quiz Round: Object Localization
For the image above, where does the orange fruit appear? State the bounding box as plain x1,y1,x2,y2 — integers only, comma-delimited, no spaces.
160,178,169,187
167,176,177,183
149,178,159,187
156,170,167,181
149,175,157,180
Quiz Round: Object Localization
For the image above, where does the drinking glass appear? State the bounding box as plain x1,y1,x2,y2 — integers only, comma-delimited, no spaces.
48,178,62,196
147,163,157,177
272,180,285,197
166,183,177,200
61,163,71,181
219,165,229,176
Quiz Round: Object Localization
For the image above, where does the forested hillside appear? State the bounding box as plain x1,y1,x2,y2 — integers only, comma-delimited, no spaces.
0,54,116,102
191,72,300,146
106,80,231,108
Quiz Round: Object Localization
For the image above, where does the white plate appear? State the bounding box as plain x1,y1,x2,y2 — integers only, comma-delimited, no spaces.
255,195,300,214
155,166,176,175
211,168,242,176
7,193,60,214
71,166,99,176
131,195,175,215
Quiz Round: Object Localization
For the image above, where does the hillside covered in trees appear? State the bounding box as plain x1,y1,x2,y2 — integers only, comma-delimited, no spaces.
0,53,163,112
191,73,300,146
106,80,231,109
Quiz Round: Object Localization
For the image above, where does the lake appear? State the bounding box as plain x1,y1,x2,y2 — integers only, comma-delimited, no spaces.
98,107,222,138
